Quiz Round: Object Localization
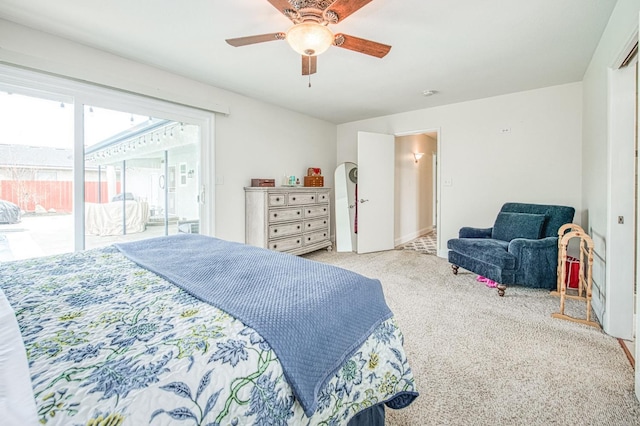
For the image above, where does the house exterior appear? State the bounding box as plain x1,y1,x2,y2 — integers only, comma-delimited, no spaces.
0,144,105,212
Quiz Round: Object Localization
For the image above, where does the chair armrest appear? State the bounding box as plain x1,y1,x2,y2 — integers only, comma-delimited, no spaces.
507,237,559,288
508,236,558,253
459,227,493,238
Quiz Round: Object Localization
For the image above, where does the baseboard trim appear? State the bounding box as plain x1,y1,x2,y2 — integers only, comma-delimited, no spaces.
618,338,635,369
395,226,434,246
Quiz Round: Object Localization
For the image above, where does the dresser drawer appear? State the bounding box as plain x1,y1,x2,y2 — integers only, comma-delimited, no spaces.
317,192,329,203
303,218,328,232
269,222,302,238
287,193,317,205
304,205,329,218
269,236,303,252
303,230,329,245
268,194,286,206
269,208,302,222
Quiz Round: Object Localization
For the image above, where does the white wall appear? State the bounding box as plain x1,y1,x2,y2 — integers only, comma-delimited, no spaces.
338,82,583,256
394,134,436,245
0,19,337,243
214,95,336,242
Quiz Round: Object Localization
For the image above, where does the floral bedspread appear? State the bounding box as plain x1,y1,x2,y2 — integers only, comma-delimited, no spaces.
0,246,417,425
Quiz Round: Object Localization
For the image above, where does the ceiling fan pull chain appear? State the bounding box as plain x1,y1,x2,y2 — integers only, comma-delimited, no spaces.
308,55,312,88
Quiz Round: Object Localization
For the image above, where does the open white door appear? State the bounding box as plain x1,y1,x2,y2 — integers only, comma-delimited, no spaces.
357,131,394,254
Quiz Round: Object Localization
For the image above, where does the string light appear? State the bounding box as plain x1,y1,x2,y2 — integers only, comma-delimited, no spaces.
88,123,189,161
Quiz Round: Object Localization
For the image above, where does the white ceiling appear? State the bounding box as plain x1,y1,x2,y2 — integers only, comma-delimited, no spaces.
0,0,617,124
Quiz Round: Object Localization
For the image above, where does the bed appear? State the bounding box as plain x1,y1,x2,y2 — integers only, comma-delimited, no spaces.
0,234,418,425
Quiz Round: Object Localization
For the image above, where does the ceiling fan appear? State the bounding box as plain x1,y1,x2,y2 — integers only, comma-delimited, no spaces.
225,0,391,78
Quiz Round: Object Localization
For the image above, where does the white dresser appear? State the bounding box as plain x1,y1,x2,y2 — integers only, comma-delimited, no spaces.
245,186,332,255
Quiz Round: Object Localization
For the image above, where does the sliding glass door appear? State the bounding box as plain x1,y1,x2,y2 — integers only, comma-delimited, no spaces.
0,64,214,260
0,90,75,261
83,106,201,249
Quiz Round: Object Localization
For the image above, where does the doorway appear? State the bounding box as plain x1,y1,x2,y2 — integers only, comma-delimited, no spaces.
394,130,440,255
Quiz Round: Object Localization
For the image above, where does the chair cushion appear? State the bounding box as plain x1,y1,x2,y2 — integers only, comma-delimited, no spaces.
491,212,546,242
499,203,574,238
447,238,516,270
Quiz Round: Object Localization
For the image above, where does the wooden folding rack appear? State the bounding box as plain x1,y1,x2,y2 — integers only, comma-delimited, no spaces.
551,223,601,329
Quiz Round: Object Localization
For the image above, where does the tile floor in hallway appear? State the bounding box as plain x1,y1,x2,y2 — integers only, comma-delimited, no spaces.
400,231,437,255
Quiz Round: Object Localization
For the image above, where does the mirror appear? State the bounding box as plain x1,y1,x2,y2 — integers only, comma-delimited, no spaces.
334,162,358,252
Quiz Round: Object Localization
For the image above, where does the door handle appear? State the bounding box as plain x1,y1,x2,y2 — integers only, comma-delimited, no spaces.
360,199,369,203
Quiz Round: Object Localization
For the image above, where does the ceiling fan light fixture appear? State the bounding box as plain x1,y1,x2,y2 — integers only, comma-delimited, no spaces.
286,22,334,56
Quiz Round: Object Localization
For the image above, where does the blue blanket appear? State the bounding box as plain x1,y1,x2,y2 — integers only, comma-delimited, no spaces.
115,234,392,417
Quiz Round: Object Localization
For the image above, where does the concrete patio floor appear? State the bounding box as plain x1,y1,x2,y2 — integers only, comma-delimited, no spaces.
0,214,178,261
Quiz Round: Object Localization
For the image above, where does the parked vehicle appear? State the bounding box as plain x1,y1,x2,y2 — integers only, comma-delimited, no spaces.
0,200,21,224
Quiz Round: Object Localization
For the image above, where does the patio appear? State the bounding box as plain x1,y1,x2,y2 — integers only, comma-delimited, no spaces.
0,213,177,261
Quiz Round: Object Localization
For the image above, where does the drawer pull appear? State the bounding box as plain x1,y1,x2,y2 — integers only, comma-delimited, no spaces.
297,240,300,243
308,237,311,241
323,221,327,224
323,208,327,212
311,196,314,200
276,197,280,201
274,229,278,233
274,213,278,217
308,210,311,214
297,225,301,229
292,197,296,201
297,211,301,215
323,233,327,237
273,244,277,249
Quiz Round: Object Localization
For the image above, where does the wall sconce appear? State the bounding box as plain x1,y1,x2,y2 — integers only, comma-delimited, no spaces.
413,152,425,163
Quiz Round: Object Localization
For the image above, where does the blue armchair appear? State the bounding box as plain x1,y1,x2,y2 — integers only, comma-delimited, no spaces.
447,203,575,296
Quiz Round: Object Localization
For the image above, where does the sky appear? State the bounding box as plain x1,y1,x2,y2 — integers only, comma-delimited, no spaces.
0,91,151,149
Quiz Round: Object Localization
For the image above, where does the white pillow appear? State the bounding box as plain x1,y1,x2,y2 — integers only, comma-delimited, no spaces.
0,289,39,425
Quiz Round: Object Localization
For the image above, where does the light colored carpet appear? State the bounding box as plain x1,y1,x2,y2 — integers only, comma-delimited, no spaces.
401,232,437,255
304,249,640,425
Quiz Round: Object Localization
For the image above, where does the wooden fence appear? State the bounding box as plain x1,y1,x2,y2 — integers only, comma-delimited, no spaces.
0,180,120,213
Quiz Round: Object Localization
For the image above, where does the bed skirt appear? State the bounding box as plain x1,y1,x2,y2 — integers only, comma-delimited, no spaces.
348,404,385,426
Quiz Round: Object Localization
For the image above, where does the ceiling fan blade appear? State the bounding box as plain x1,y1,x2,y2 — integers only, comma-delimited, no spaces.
334,33,391,58
226,33,285,47
265,0,297,20
302,55,317,76
326,0,373,23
